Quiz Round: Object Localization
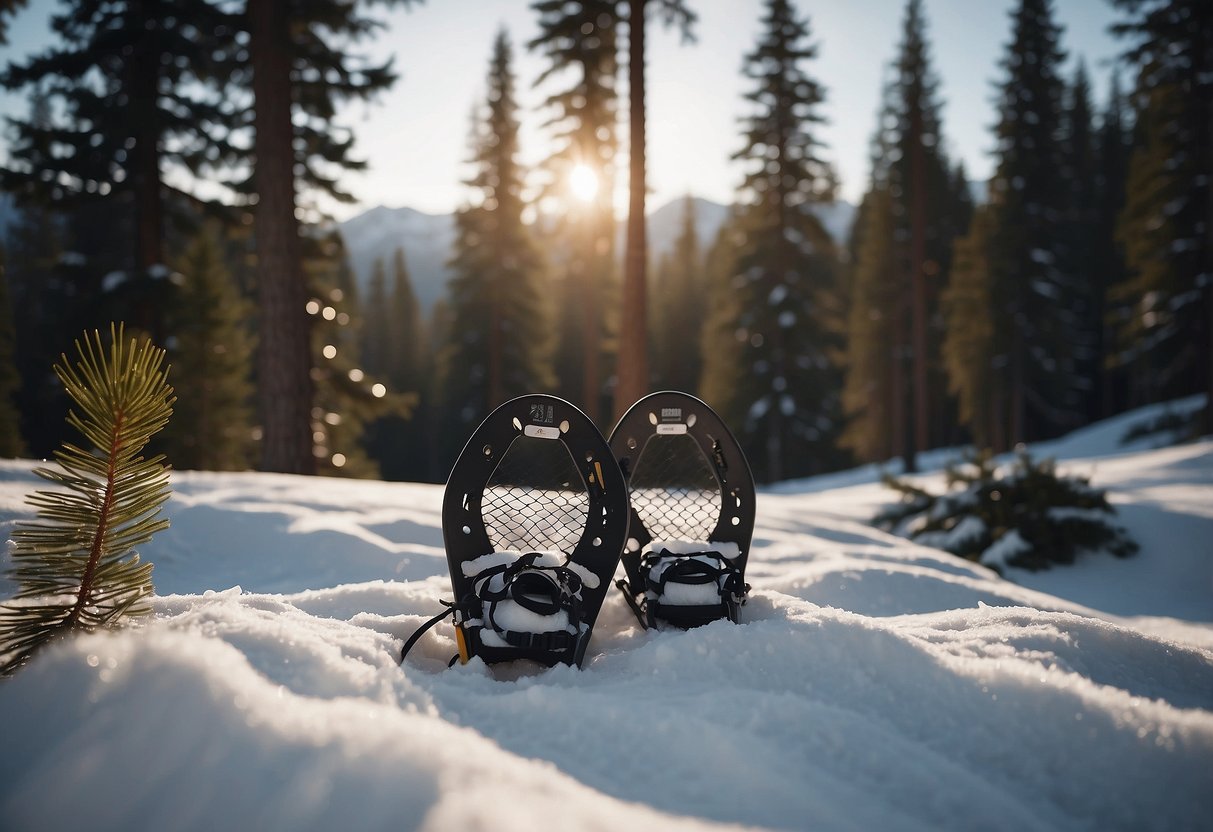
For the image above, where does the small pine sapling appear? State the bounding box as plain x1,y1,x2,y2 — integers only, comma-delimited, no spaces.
875,449,1138,572
0,326,174,676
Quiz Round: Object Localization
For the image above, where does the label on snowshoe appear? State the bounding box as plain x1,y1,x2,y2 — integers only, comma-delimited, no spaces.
530,403,556,425
660,407,682,422
524,424,561,440
656,423,688,434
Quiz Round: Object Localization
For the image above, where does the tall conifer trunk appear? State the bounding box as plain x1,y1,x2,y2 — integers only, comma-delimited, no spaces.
129,0,165,343
907,102,928,471
129,0,162,276
616,0,649,419
251,0,314,474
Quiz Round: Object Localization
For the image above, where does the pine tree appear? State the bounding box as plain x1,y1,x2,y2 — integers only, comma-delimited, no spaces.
0,326,173,676
844,0,968,467
1094,71,1133,418
249,0,414,475
697,208,745,412
361,257,391,377
841,186,899,462
0,0,241,319
942,205,999,450
160,224,255,471
438,28,553,458
0,243,23,458
365,247,427,482
387,249,422,391
530,1,619,424
614,0,695,418
701,0,841,483
980,0,1075,447
303,230,409,478
1111,0,1213,435
650,195,705,393
1059,62,1101,424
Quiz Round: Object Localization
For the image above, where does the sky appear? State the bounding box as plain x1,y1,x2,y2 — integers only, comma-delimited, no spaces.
0,0,1126,221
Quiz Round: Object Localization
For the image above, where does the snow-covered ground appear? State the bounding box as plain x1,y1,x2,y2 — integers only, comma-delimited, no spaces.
0,402,1210,831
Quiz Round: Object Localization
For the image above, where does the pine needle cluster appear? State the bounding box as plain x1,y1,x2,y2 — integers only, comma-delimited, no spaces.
0,326,174,676
875,450,1138,572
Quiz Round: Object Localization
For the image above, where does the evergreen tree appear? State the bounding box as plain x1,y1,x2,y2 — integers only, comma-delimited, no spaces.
365,247,427,482
844,0,969,467
303,231,410,479
1094,71,1133,418
160,224,255,471
0,326,173,676
1059,61,1101,424
697,208,745,412
942,205,999,449
650,195,705,393
1111,0,1213,435
0,0,241,319
709,0,841,482
388,247,422,393
530,0,619,424
615,0,695,418
841,186,900,462
249,0,415,475
980,0,1076,447
361,257,391,377
438,29,553,458
0,243,23,458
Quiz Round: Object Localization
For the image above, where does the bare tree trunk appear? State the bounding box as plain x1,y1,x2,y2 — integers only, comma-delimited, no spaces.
908,103,929,471
251,0,315,474
615,0,649,420
129,0,165,342
1205,100,1213,436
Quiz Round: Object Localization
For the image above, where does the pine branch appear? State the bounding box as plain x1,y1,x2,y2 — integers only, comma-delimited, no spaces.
0,325,174,677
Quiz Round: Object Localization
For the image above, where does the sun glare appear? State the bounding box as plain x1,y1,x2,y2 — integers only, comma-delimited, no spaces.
569,164,599,202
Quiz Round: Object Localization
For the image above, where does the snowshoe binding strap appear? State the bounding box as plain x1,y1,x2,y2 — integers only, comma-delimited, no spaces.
636,547,749,629
399,552,589,666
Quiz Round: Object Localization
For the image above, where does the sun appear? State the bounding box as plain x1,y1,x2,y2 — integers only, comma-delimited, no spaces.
569,163,599,202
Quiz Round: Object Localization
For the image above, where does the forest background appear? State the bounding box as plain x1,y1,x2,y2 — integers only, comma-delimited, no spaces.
0,0,1207,485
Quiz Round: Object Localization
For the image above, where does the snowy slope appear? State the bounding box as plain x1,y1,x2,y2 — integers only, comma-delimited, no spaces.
0,419,1211,831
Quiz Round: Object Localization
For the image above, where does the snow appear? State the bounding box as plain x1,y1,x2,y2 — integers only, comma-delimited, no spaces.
1,402,1212,831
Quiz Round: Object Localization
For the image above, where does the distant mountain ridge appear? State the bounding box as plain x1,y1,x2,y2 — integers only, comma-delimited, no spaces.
337,195,856,315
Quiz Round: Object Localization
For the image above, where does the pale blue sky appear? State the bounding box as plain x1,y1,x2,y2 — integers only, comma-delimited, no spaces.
1,0,1125,220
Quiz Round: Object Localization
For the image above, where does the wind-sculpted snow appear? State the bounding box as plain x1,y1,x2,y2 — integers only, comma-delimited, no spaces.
0,435,1210,831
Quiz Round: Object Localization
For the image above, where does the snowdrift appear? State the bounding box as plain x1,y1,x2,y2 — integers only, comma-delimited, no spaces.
0,425,1210,831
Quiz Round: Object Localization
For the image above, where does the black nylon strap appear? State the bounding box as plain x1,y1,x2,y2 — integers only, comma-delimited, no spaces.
399,602,456,664
639,548,748,628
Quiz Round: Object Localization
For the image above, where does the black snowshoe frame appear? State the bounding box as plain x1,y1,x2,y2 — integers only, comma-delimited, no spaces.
610,391,756,629
429,394,629,668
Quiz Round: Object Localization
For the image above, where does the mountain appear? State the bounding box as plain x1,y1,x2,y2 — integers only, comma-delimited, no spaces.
337,195,857,314
337,205,456,312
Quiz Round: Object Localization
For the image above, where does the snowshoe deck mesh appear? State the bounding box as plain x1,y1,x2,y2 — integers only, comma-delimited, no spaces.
483,436,590,554
627,432,720,542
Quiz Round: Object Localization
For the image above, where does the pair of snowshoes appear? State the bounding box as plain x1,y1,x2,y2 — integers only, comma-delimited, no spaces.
400,391,755,669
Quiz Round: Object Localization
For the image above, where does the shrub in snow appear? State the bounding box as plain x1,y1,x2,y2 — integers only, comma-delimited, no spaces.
1120,406,1202,447
874,450,1138,572
0,326,174,676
